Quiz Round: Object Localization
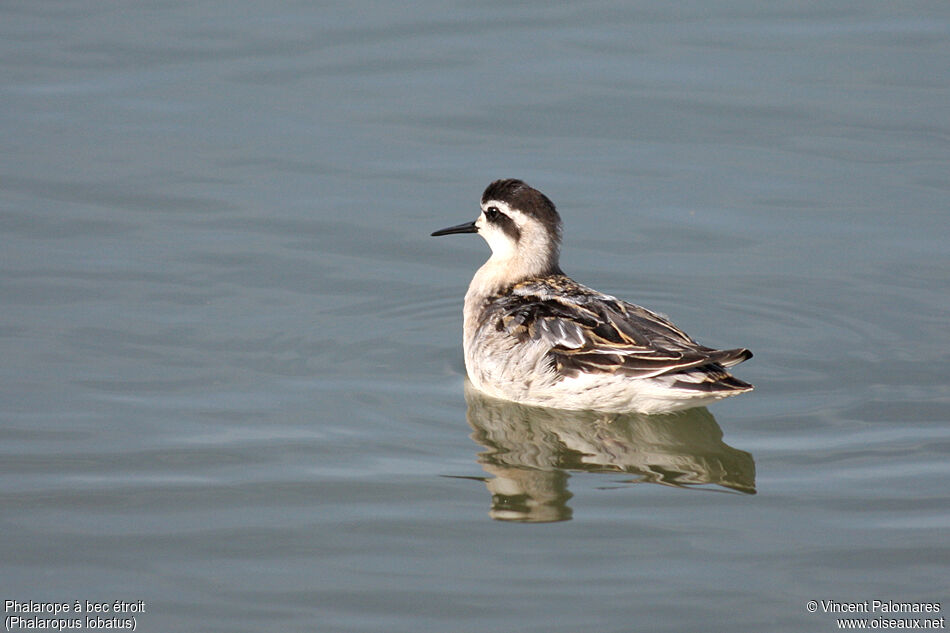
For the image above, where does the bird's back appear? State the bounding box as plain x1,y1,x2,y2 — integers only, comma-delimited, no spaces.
463,274,753,413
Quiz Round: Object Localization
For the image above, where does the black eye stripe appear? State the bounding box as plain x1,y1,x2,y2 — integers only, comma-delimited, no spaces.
493,211,521,242
482,204,520,240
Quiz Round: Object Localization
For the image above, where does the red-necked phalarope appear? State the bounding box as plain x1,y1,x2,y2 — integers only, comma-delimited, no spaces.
432,179,753,415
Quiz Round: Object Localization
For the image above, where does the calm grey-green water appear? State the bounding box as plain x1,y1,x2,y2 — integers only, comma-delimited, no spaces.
2,2,948,631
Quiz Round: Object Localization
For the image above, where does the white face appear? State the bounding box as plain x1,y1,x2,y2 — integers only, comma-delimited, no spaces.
476,199,523,260
474,198,558,281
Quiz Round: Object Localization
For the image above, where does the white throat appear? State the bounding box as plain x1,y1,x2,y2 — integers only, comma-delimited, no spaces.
466,226,559,305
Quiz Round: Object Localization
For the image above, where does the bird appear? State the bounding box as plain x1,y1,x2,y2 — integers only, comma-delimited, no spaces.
431,178,753,415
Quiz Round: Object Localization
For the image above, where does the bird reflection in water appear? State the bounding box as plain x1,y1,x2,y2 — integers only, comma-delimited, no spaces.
461,381,755,522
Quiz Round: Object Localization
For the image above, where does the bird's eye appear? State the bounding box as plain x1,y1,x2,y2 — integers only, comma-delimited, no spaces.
485,206,500,220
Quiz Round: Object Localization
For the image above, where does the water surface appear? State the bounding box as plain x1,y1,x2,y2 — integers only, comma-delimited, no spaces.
2,2,948,631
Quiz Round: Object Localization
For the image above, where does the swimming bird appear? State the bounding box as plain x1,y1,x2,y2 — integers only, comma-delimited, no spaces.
432,179,753,414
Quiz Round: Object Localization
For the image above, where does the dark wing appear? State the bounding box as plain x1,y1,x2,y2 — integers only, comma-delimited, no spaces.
490,280,751,380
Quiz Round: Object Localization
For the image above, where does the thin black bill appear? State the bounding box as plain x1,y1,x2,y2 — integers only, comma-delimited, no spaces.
431,220,478,236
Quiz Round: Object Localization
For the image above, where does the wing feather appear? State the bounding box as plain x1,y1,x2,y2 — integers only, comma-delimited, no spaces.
484,276,751,380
